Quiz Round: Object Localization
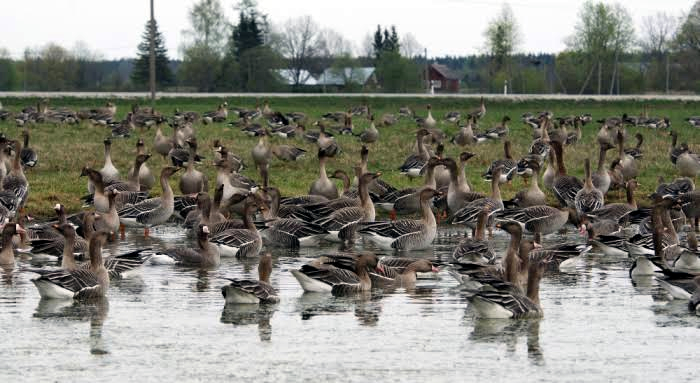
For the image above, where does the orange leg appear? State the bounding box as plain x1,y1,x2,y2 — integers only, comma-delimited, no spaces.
119,224,125,240
144,227,150,237
389,209,397,221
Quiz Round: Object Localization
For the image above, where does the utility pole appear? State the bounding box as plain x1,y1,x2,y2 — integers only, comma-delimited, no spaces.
425,48,429,93
149,0,156,105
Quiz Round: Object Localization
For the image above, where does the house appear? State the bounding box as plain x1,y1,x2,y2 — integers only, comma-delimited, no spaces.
317,67,377,90
428,63,460,93
274,69,317,86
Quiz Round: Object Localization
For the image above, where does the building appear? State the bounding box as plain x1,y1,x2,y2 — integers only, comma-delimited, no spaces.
316,67,377,90
274,69,318,86
428,63,460,93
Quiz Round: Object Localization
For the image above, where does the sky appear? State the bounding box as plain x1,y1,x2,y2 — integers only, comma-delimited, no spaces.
1,0,696,60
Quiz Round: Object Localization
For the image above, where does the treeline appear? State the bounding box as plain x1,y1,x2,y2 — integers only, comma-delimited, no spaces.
1,0,700,94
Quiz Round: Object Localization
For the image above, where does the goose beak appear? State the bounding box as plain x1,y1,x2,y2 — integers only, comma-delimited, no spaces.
375,265,384,274
533,242,542,249
578,224,587,236
431,266,440,273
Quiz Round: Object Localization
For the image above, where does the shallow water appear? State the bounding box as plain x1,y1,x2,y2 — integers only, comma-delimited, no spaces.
1,225,699,382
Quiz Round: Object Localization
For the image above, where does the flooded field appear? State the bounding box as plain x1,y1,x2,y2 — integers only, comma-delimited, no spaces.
1,225,698,382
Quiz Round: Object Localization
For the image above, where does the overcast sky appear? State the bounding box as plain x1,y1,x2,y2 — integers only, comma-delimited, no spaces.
2,0,695,59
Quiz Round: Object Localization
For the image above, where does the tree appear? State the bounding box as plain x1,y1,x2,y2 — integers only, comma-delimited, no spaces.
131,20,174,89
566,1,634,94
373,25,383,59
400,33,423,58
179,0,227,91
179,44,222,92
484,4,521,74
676,1,700,54
275,15,325,87
639,12,678,93
375,51,422,92
231,0,266,58
182,0,227,53
0,48,18,90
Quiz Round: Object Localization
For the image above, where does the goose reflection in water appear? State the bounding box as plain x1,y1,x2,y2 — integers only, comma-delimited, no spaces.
296,291,384,326
469,317,544,366
34,297,110,355
220,303,277,342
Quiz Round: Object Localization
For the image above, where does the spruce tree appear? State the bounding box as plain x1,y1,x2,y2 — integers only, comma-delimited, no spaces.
130,20,174,88
373,25,384,59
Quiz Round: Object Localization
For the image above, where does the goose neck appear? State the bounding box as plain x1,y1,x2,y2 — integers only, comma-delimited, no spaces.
526,263,544,307
61,235,77,270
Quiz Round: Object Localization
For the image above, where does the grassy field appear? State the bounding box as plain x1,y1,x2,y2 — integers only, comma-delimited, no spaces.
0,96,699,218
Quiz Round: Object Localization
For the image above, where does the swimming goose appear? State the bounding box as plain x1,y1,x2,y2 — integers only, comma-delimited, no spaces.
591,142,615,194
359,188,440,251
357,115,379,144
20,128,37,168
575,158,604,215
209,198,262,258
0,224,25,266
258,188,328,248
314,172,380,243
550,141,582,208
309,150,339,200
118,167,180,236
369,258,439,288
467,249,552,319
391,157,444,216
179,138,208,195
222,253,280,304
442,155,483,213
399,129,431,178
672,231,700,273
2,140,29,208
151,224,220,267
499,205,575,244
271,145,306,161
584,180,637,226
483,140,516,184
29,231,111,300
126,139,156,192
510,159,545,208
452,208,495,264
451,166,504,231
290,252,381,294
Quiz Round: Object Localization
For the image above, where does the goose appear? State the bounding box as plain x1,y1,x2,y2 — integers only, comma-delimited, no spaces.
369,258,439,288
499,205,575,244
469,97,486,119
668,130,683,164
20,128,37,168
29,210,89,259
451,166,504,232
168,135,204,167
575,158,604,215
104,154,150,193
260,186,315,222
95,190,121,236
390,157,443,216
209,198,262,258
550,141,582,208
29,231,111,300
656,177,695,197
357,115,379,144
467,249,552,319
258,188,328,248
88,138,120,195
2,140,29,209
451,117,480,146
676,145,700,178
153,124,174,160
399,106,414,118
290,252,381,294
508,159,546,208
309,150,339,200
271,145,306,161
313,172,380,243
444,110,461,123
451,208,495,264
565,116,583,145
151,224,220,267
399,129,431,177
251,130,272,171
126,139,155,192
118,167,180,236
584,180,637,226
202,103,228,124
359,188,440,251
674,191,700,232
380,113,398,126
689,276,700,313
616,130,638,181
442,154,483,213
673,231,700,273
483,140,517,184
591,142,615,195
421,104,436,129
484,116,510,139
624,133,644,159
179,138,208,195
357,145,397,198
686,116,700,127
222,253,279,304
0,223,26,266
81,168,147,213
213,159,254,209
316,123,341,157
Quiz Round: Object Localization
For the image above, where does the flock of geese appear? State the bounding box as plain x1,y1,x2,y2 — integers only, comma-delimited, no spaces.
0,98,699,320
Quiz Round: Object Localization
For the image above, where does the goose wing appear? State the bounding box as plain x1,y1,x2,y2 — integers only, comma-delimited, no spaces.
210,228,259,247
118,197,162,218
263,219,328,247
32,268,100,294
468,290,538,319
314,206,364,231
553,176,583,207
451,198,502,224
452,238,495,264
222,279,279,303
359,219,422,239
102,249,152,278
297,264,360,286
399,154,426,173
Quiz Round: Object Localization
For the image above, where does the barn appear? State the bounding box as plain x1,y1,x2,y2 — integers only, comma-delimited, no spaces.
428,64,460,93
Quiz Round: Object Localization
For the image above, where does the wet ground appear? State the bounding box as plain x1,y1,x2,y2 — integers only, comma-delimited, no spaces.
1,225,698,382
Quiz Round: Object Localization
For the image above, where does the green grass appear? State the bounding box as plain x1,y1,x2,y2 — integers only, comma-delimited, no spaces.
1,96,699,218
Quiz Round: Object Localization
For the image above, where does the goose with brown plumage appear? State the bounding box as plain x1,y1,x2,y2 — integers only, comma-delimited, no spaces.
222,253,279,304
290,252,381,294
151,224,220,267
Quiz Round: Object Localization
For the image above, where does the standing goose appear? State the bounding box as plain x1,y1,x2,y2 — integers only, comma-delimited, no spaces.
105,154,150,193
485,116,510,139
209,198,262,258
391,157,444,216
451,166,505,232
29,232,111,300
2,140,29,209
451,117,482,146
127,139,155,192
359,188,441,251
357,115,379,144
89,138,120,194
271,145,306,161
118,167,180,236
584,180,638,225
483,140,516,184
468,97,486,120
314,172,380,243
222,253,279,304
451,208,495,264
550,141,582,208
0,224,26,266
467,249,553,319
153,124,174,160
442,155,484,213
669,130,683,164
624,133,644,159
309,150,339,200
399,129,431,178
251,130,272,171
676,144,700,178
20,128,38,168
258,188,328,248
179,137,209,195
422,104,437,129
509,159,546,208
575,158,604,215
151,225,220,268
499,205,575,244
357,145,397,198
290,252,381,294
591,142,615,195
81,168,148,213
617,130,638,181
